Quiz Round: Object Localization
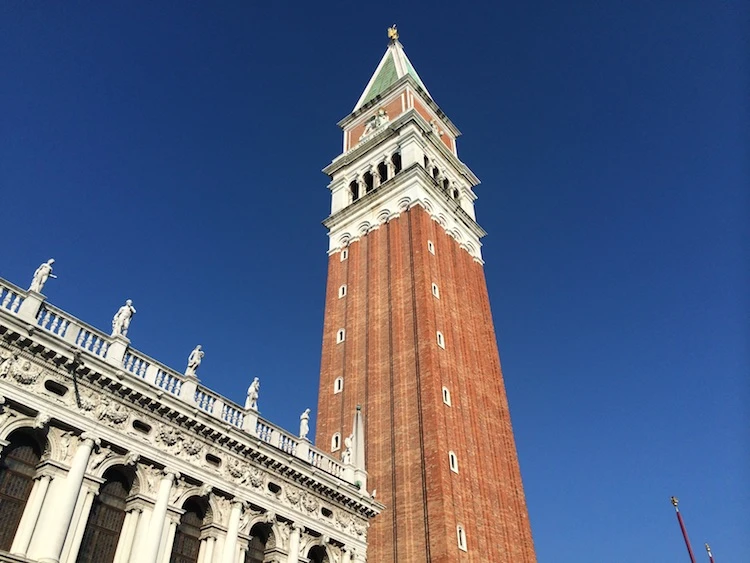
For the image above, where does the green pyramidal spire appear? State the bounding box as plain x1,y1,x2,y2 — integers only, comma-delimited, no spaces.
353,33,431,112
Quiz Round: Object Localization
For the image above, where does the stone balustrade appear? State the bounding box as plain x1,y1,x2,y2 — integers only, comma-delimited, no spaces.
0,276,352,484
0,279,25,314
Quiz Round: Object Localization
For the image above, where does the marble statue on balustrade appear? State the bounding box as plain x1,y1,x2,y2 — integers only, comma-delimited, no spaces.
111,299,136,337
341,435,353,465
29,259,56,293
245,377,260,411
185,345,204,378
299,408,310,440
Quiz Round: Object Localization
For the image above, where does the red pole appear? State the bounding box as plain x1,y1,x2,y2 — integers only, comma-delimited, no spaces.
705,543,715,563
671,497,697,563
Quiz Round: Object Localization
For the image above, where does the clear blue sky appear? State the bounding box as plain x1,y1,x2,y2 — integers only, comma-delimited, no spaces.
1,2,746,561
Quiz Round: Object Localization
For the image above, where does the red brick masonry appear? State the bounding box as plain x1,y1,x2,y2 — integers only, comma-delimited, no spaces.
317,205,536,562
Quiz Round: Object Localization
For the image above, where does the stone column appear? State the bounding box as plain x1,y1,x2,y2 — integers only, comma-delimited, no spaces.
63,486,98,563
10,473,52,556
199,535,216,563
113,507,140,563
159,515,179,563
221,501,243,563
286,524,302,563
236,542,248,563
37,434,98,563
138,469,178,563
132,506,153,560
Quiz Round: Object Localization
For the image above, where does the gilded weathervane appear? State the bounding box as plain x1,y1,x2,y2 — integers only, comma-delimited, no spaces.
387,24,399,42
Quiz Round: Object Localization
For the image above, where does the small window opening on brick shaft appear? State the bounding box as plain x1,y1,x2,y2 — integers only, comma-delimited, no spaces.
442,386,451,406
378,162,388,183
457,525,467,551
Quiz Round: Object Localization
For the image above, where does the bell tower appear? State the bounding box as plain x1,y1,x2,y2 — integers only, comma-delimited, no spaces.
315,27,537,563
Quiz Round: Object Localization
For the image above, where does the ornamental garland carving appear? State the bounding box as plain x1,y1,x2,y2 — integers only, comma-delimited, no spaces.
0,352,43,385
96,397,129,427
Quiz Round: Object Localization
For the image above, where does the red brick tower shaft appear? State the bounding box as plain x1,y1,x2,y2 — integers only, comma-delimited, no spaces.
315,31,536,563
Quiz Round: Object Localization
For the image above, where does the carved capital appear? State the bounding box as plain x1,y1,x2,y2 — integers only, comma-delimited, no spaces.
33,413,50,429
80,431,100,447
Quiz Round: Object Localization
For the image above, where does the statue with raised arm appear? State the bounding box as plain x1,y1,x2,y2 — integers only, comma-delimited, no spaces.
185,345,204,378
245,377,260,411
299,408,310,440
29,259,56,293
111,299,136,337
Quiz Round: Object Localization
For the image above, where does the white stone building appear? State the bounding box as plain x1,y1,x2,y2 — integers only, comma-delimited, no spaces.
0,267,381,563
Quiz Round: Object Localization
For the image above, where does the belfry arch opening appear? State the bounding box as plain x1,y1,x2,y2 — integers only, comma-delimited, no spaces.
349,181,360,202
377,162,388,183
391,153,402,174
363,171,374,193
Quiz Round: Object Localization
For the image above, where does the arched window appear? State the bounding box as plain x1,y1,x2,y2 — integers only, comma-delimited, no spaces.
378,162,388,183
331,433,341,451
308,545,330,563
0,431,42,551
391,153,402,174
170,498,206,563
363,171,374,193
432,167,439,180
340,248,348,261
76,468,133,563
427,240,435,255
349,181,360,202
431,283,440,299
423,155,430,169
245,522,271,563
443,178,450,191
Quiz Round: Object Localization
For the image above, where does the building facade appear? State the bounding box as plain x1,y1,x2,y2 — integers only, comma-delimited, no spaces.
315,31,537,562
0,271,381,563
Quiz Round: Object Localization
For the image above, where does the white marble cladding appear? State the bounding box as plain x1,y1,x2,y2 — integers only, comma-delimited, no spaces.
324,115,485,262
0,275,379,562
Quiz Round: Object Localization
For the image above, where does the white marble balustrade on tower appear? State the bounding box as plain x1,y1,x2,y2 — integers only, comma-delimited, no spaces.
0,263,380,563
